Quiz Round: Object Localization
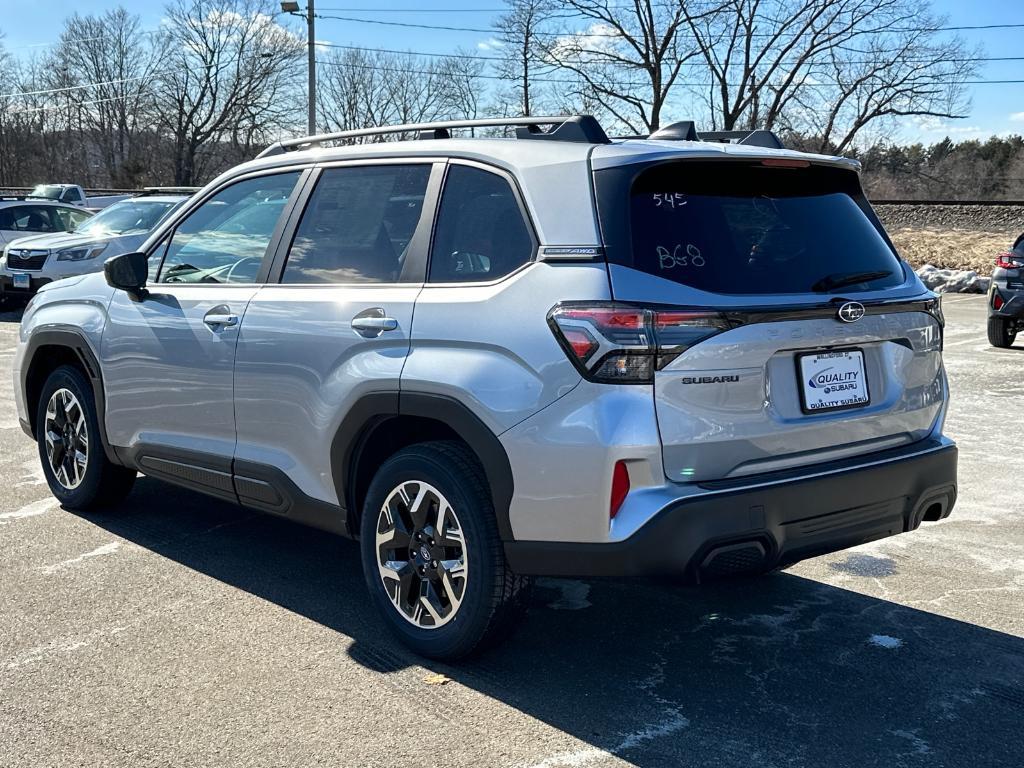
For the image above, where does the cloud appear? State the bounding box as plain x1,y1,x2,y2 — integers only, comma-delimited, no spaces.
1010,112,1024,122
911,116,985,136
477,38,503,51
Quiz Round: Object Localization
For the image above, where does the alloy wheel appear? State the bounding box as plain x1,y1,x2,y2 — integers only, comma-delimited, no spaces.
43,388,89,490
375,480,468,629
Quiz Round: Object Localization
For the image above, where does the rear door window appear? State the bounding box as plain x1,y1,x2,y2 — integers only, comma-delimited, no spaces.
11,205,59,233
625,162,904,295
282,164,431,284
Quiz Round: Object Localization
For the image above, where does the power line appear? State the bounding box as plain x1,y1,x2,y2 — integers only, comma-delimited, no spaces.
0,75,154,101
312,12,1024,37
320,40,1024,67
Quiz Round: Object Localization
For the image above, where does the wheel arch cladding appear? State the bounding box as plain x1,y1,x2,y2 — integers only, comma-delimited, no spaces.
332,392,515,541
23,330,121,464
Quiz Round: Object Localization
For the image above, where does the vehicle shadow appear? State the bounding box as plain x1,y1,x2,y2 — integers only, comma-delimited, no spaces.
0,303,25,323
76,476,1024,767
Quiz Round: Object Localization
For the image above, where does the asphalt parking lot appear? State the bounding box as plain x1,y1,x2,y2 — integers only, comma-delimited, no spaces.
1,294,1021,768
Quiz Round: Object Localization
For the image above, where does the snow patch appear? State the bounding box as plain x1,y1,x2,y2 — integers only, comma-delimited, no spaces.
522,713,689,768
916,264,990,293
868,634,904,649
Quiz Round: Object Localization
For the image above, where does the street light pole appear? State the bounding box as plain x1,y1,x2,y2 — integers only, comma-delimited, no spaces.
282,1,316,135
306,0,315,136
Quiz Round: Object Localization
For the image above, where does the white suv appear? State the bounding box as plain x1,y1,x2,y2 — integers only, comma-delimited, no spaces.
1,195,188,302
14,116,957,659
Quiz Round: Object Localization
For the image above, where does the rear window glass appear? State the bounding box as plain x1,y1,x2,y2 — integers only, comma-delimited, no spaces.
628,162,904,295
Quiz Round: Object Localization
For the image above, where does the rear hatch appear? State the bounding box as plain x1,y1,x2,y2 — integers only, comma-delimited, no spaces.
592,153,945,482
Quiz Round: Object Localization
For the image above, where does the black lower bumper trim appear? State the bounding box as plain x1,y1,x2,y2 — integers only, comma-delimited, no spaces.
504,442,957,579
0,274,49,297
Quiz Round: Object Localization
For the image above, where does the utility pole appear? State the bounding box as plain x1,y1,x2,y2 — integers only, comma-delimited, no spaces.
306,0,315,135
282,1,316,135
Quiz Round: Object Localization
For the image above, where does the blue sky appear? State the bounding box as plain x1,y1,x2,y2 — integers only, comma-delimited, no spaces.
1,0,1021,144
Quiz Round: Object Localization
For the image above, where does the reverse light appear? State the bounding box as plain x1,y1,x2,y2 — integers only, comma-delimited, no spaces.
610,460,630,519
996,252,1023,270
548,302,733,383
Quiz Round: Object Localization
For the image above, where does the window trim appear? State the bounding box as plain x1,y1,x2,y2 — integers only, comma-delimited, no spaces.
423,158,540,288
145,166,314,286
265,158,445,287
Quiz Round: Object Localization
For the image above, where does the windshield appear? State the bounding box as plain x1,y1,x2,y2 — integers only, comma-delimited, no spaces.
74,200,179,236
29,185,64,200
622,161,904,295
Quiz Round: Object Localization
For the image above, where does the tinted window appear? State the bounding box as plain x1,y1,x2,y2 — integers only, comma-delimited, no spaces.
428,165,533,283
626,162,904,295
9,205,59,233
282,165,430,284
156,172,300,284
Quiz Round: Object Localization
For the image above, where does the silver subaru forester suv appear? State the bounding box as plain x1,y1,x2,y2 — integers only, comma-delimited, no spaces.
14,116,957,659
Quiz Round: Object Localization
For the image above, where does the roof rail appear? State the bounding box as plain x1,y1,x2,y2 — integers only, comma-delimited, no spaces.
257,115,610,158
632,122,786,150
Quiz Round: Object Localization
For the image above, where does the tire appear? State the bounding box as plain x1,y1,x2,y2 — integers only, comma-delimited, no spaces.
359,440,530,660
35,364,136,511
987,316,1017,348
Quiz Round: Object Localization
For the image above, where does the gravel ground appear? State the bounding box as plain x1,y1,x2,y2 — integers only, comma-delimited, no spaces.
1,296,1022,767
874,204,1024,233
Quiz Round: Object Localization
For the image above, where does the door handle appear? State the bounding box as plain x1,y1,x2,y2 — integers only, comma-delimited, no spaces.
204,306,239,329
351,308,398,337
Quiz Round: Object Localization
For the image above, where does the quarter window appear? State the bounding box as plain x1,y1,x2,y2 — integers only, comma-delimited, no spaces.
428,165,534,283
155,172,300,284
282,165,431,284
52,207,92,231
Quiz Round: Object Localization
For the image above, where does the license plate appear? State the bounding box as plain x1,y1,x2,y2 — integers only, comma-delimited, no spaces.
797,349,870,413
12,273,30,289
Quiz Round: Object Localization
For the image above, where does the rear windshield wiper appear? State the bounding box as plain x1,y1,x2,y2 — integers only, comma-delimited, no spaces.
811,270,893,293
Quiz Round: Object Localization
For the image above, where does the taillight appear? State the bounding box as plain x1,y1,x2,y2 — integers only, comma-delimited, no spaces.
548,302,733,383
996,252,1023,269
610,460,630,519
994,292,1004,311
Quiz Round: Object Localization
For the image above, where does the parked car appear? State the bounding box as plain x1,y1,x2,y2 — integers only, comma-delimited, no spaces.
13,116,957,660
26,183,90,207
0,194,189,302
987,232,1024,348
0,198,92,244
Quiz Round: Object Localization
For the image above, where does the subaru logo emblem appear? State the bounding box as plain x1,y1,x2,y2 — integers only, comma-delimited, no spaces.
837,301,865,323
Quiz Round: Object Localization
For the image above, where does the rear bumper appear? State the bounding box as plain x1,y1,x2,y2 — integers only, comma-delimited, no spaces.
991,292,1024,319
504,440,957,579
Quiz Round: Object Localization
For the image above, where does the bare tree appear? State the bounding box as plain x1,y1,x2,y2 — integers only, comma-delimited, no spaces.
153,0,303,185
317,49,486,138
539,1,717,133
496,0,555,115
683,0,977,147
51,9,165,186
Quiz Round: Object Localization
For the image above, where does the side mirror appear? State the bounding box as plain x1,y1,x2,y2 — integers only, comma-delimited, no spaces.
104,251,149,301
